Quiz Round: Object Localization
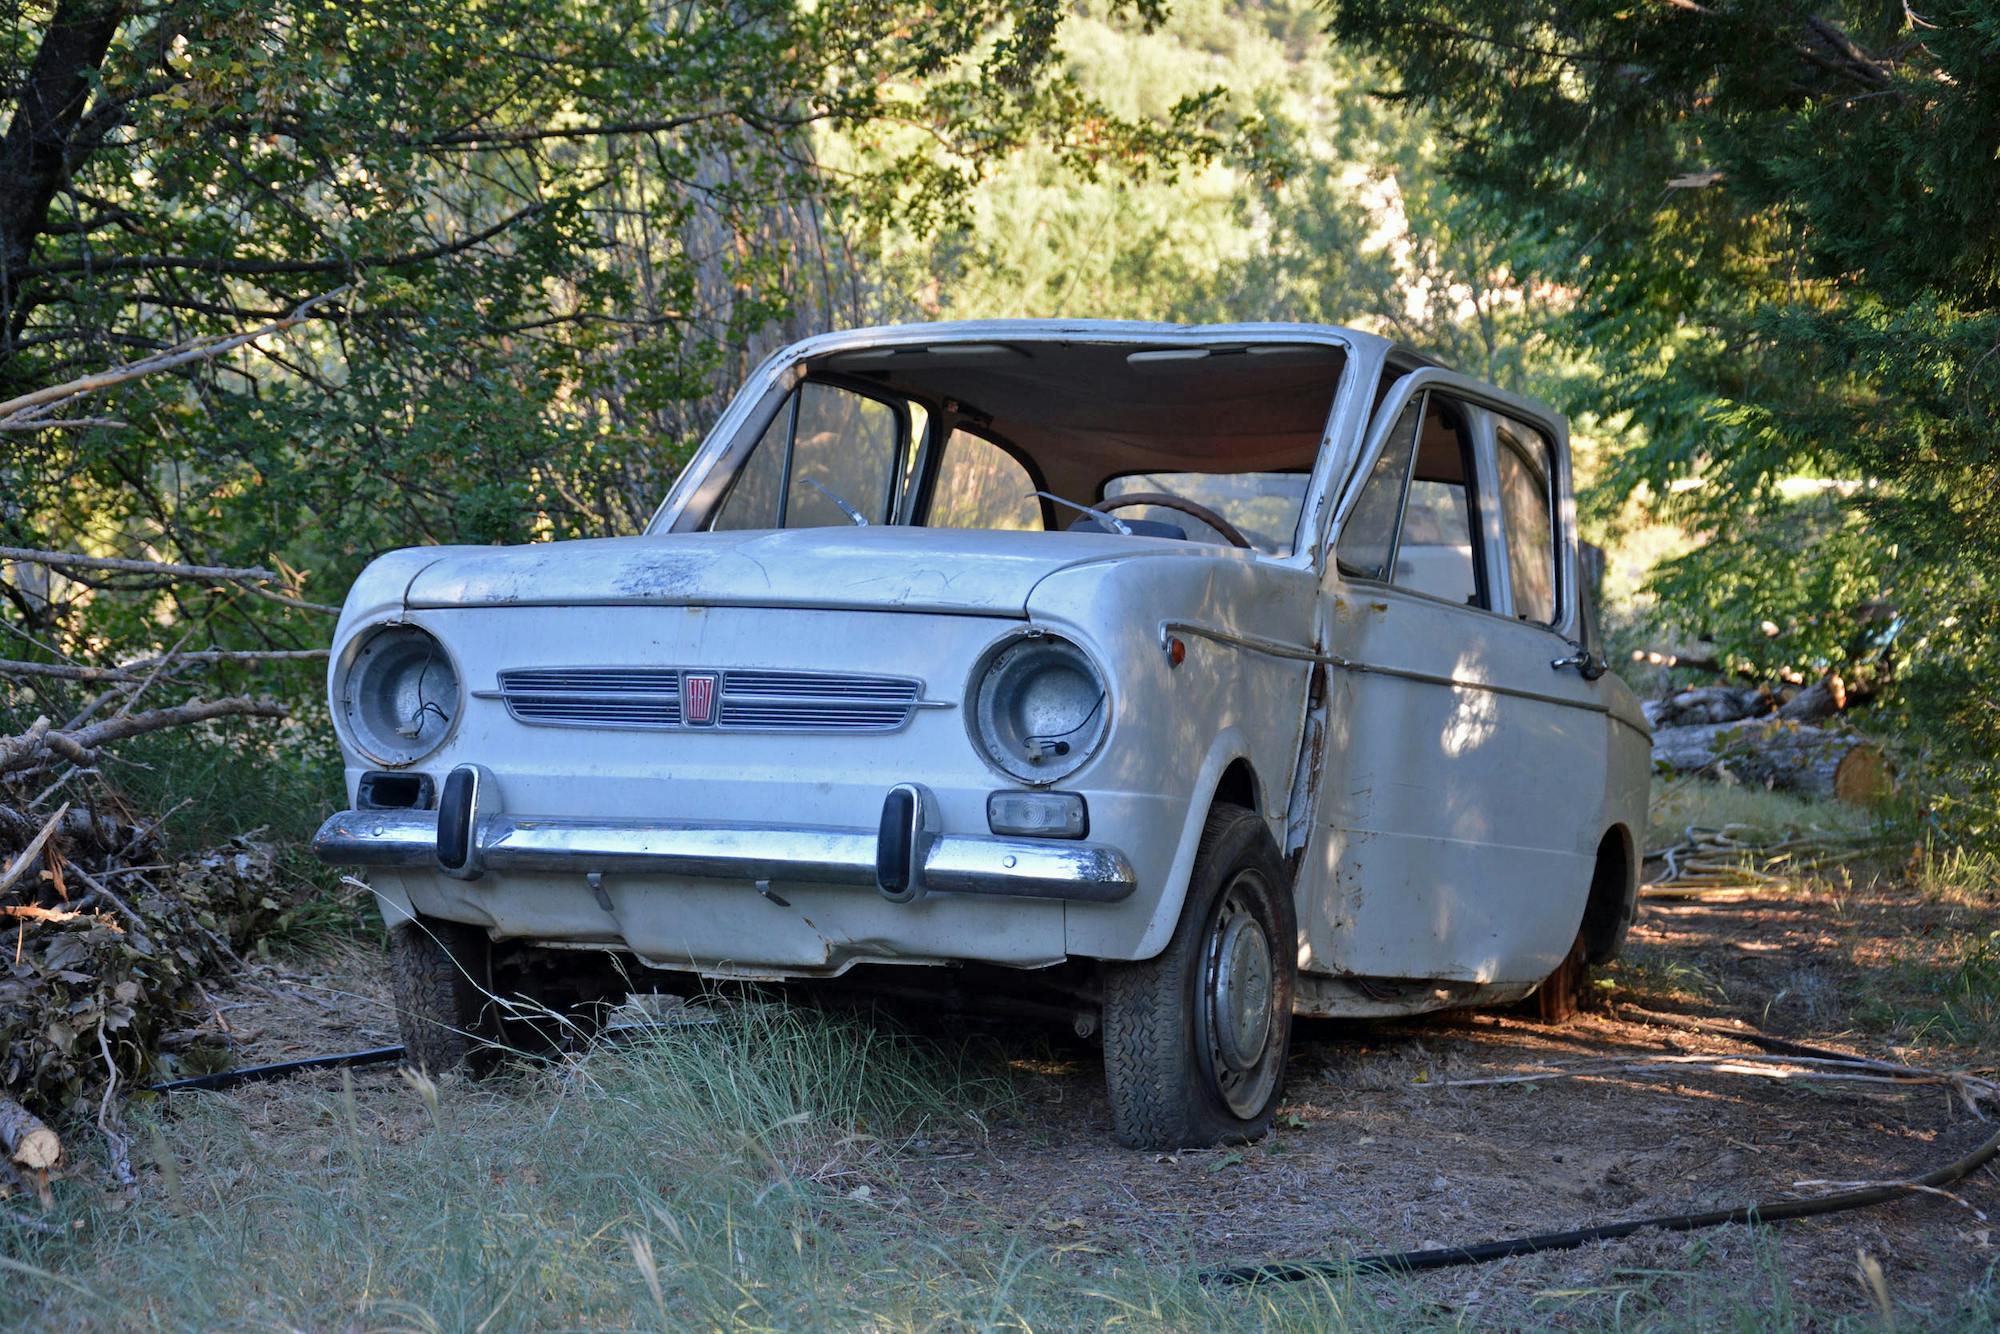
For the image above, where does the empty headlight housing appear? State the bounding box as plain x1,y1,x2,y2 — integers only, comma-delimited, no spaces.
968,631,1110,784
335,623,461,766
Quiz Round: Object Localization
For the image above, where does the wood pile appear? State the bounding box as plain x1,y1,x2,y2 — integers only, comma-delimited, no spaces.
1644,677,1890,803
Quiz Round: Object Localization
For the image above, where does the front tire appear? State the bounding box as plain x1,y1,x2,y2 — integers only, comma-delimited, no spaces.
386,916,492,1074
1102,803,1296,1149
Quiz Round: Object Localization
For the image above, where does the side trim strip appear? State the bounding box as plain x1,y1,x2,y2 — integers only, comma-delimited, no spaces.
1159,619,1613,716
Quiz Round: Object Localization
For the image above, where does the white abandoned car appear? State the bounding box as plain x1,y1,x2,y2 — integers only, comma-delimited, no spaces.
315,320,1651,1149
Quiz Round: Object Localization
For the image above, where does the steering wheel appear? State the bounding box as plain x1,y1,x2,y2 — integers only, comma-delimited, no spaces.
1098,492,1254,550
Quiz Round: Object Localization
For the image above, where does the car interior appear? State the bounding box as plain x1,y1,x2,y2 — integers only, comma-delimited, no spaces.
700,340,1349,557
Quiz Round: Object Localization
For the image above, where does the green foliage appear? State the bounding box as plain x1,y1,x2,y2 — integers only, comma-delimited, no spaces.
0,0,1230,680
889,1,1569,392
1325,0,2000,833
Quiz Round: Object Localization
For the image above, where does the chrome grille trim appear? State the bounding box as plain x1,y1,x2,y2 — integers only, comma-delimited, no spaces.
484,667,925,733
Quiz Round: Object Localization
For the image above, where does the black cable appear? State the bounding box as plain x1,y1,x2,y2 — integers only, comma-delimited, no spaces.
1024,690,1105,752
1206,1123,2000,1286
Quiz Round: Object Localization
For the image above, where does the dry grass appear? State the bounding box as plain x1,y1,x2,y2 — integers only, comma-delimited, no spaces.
7,781,2000,1329
2,1004,1410,1330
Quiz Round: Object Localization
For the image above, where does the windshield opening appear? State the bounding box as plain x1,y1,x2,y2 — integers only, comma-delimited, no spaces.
691,339,1345,557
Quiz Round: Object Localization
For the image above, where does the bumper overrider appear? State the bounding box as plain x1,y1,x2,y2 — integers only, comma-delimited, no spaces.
312,765,1138,904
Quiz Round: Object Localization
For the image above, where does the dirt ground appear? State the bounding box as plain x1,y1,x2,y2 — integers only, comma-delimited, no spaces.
188,865,1998,1327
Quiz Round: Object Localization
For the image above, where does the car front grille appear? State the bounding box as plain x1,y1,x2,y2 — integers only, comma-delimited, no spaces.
490,667,924,733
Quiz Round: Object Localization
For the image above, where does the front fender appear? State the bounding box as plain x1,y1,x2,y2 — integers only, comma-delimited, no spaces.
1058,726,1286,961
1151,728,1279,959
1028,555,1315,962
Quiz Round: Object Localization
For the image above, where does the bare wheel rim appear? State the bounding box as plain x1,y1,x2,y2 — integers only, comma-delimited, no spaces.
1199,871,1280,1119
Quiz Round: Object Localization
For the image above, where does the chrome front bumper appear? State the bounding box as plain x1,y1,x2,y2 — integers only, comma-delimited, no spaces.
311,775,1138,905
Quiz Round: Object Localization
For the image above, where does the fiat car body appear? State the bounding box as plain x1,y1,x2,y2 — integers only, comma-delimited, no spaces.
314,320,1652,1148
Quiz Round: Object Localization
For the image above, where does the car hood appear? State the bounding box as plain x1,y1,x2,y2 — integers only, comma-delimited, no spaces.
399,527,1250,618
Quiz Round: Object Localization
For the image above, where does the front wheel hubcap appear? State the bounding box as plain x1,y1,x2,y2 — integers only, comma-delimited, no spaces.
1201,875,1280,1118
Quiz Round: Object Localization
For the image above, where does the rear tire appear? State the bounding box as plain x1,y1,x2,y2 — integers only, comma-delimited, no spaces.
386,916,492,1075
1526,929,1590,1024
1102,803,1296,1149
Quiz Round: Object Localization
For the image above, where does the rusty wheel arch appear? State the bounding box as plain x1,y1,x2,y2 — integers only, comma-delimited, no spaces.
1580,823,1638,966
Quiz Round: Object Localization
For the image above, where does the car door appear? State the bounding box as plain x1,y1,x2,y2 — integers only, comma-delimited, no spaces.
1297,368,1607,987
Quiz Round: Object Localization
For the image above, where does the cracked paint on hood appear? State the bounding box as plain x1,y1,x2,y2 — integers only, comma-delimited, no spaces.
400,526,1250,617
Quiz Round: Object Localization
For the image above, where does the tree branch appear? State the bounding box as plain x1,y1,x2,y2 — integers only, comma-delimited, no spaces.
0,545,338,614
0,648,328,682
17,201,552,279
0,286,347,421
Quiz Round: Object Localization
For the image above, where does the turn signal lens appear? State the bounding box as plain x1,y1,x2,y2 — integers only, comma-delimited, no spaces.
986,790,1088,839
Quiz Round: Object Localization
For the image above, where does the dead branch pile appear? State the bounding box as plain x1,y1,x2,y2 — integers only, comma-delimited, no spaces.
0,546,335,1201
1642,823,1877,899
0,777,303,1194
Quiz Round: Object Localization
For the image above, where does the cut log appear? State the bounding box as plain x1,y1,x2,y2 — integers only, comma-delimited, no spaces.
1777,674,1846,723
1651,719,1891,803
0,1094,61,1171
1643,685,1775,729
1629,643,1723,673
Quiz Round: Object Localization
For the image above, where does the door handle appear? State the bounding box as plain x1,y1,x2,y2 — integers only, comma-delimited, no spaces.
1550,642,1607,681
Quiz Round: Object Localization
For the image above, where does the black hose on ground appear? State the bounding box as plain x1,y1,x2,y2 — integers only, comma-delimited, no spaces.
1206,1118,2000,1286
143,1045,406,1093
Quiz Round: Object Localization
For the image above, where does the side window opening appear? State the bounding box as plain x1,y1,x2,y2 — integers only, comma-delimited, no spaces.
1394,400,1483,608
1335,396,1422,580
710,382,904,530
1336,391,1487,610
1495,419,1559,625
924,428,1042,531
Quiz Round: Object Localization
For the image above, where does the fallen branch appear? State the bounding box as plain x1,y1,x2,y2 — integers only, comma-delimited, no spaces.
0,1094,61,1172
0,697,290,777
1652,718,1890,802
62,861,149,943
1430,1052,1994,1111
0,718,51,774
0,802,67,896
0,546,337,615
0,287,347,425
0,903,117,929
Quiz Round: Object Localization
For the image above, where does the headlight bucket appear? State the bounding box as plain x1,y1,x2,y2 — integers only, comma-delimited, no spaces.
335,623,461,767
968,631,1110,784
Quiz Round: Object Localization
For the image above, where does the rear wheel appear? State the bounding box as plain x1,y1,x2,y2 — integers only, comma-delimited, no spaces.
1526,928,1590,1024
1102,804,1296,1149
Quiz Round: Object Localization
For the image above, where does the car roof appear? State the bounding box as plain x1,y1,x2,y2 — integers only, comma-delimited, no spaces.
780,318,1404,361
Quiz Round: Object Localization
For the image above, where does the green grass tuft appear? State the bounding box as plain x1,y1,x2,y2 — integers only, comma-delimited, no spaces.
1646,777,1875,850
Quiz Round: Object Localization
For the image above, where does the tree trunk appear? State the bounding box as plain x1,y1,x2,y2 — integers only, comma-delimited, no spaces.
0,0,128,345
1651,719,1890,803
